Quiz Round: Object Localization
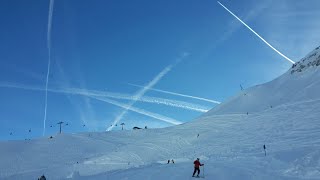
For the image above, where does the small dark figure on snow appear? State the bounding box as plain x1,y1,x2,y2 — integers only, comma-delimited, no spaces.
38,174,46,180
192,158,204,177
197,134,199,138
172,159,175,164
167,160,170,164
263,144,267,156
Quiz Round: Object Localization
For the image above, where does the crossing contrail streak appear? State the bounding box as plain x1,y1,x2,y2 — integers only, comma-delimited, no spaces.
217,1,295,64
130,96,209,112
63,87,210,112
0,82,210,112
91,96,182,125
107,53,189,131
43,0,55,136
0,81,183,125
128,83,221,104
107,65,174,131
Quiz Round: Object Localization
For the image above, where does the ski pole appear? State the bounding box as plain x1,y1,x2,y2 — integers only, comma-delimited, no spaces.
203,165,205,178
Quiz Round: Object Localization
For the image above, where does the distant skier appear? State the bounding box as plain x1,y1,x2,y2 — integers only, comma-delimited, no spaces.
197,134,199,138
172,159,175,164
263,144,266,156
192,158,204,177
167,160,170,164
38,174,46,180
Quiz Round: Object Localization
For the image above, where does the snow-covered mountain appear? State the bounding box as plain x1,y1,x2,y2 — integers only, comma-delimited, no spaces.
1,46,320,180
206,45,320,115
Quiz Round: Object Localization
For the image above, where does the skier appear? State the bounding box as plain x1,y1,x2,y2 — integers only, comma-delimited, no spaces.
263,144,266,156
38,174,46,180
192,158,204,177
167,160,170,164
171,159,175,164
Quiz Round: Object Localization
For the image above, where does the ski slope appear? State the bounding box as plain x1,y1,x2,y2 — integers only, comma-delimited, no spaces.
206,46,320,116
0,46,320,179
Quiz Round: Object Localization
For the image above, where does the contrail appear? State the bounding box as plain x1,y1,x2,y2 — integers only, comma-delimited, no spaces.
0,82,44,91
217,1,295,64
107,65,174,131
43,0,55,136
0,82,210,112
0,81,183,125
107,53,189,131
128,95,209,112
55,61,90,130
128,83,221,104
63,87,210,112
91,96,182,125
47,0,54,51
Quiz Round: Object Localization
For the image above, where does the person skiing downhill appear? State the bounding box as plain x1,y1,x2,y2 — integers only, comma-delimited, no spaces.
38,174,46,180
192,158,204,177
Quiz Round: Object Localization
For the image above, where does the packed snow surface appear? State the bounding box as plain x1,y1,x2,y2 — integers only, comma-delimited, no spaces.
1,46,320,179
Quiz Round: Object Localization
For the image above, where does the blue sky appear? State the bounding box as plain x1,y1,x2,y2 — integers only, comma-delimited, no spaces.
1,0,320,140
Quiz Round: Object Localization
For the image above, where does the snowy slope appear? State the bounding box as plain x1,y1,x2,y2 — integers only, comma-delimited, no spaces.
205,45,320,115
1,46,320,180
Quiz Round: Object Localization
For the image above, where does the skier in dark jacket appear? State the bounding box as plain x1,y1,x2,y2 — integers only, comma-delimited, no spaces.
38,175,46,180
192,158,204,177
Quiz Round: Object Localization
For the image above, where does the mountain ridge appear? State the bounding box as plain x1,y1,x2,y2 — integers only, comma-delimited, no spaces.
204,46,320,116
